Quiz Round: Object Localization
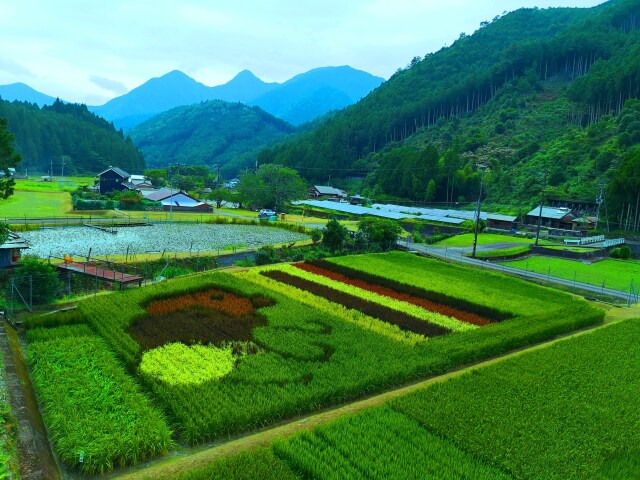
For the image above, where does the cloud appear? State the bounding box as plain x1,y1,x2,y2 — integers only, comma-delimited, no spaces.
0,57,35,77
89,75,128,95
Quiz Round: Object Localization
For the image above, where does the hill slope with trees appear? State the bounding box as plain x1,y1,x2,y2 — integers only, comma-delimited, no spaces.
0,99,145,175
129,100,295,175
258,0,640,226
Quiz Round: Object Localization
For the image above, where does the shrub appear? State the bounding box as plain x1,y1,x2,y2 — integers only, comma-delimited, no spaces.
255,246,280,266
609,245,633,260
12,256,63,304
322,219,349,252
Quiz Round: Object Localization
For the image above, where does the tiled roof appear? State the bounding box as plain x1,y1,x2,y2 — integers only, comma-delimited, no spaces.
98,167,130,178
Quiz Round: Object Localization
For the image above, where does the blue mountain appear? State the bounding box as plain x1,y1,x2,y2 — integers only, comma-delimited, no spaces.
0,82,58,107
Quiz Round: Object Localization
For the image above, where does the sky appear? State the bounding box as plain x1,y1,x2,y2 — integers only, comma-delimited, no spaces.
0,0,607,105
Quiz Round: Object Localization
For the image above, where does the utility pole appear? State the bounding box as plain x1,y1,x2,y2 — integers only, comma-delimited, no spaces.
534,172,548,247
595,184,605,231
274,164,281,213
471,163,490,259
169,164,174,221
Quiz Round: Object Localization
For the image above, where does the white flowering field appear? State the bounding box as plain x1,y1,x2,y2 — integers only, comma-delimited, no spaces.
21,224,309,258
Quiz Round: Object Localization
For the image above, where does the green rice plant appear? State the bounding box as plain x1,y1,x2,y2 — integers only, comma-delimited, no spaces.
391,319,640,480
27,335,174,474
313,258,511,320
268,264,474,332
328,251,576,316
24,308,87,330
26,323,94,343
261,269,451,338
242,270,425,345
140,343,235,385
51,253,602,446
173,447,299,480
273,406,510,480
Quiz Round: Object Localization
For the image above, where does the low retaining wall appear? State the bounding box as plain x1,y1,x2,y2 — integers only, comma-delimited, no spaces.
531,245,605,260
475,250,531,262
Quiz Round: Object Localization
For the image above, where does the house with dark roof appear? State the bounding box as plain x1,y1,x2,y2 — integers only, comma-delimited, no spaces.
142,189,212,212
310,185,347,201
0,232,28,268
98,167,131,195
525,207,576,230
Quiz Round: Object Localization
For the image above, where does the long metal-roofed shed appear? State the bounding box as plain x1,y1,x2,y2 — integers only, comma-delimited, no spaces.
525,207,576,230
294,200,466,225
0,232,28,268
487,213,518,231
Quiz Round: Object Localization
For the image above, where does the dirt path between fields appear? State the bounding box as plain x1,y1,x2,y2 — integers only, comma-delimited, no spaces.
113,305,638,480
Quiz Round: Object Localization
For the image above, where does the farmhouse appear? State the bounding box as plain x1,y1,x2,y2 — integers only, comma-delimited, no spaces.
525,206,576,230
310,185,347,201
487,213,518,232
98,167,131,194
0,231,28,268
143,189,212,212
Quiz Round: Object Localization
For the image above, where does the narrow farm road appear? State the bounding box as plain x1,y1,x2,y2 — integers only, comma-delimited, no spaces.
112,306,637,480
403,241,630,301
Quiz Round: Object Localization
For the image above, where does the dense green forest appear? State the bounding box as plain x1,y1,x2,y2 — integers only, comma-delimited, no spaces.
129,100,295,176
258,0,640,227
0,99,145,175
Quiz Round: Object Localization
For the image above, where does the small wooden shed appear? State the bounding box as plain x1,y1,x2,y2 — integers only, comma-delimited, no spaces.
0,232,28,268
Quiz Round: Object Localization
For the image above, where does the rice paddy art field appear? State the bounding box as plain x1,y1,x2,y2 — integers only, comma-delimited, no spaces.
195,318,640,480
22,251,604,475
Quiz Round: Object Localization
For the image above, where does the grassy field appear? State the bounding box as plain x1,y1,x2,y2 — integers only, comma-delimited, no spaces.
0,190,74,218
467,245,530,258
14,176,95,192
503,256,640,292
436,233,533,247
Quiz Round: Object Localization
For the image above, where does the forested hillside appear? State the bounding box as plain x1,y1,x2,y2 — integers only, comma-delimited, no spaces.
129,100,295,174
258,0,640,223
0,99,145,175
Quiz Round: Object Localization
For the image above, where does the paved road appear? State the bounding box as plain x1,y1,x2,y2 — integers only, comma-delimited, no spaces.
402,241,630,302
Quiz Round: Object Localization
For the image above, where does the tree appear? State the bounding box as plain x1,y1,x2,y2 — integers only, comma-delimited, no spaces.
208,188,233,209
357,218,402,251
0,118,21,199
13,256,63,305
0,222,9,245
425,179,437,203
322,219,349,252
237,164,307,210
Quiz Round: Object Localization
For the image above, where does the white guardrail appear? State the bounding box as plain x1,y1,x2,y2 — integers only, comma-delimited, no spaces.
603,238,625,248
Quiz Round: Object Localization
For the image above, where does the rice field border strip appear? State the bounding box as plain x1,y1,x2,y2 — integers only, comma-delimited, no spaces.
241,271,425,345
260,269,451,338
271,264,474,333
295,261,492,327
319,258,513,321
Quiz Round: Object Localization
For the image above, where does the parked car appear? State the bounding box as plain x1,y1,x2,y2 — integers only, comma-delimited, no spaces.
258,209,277,220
